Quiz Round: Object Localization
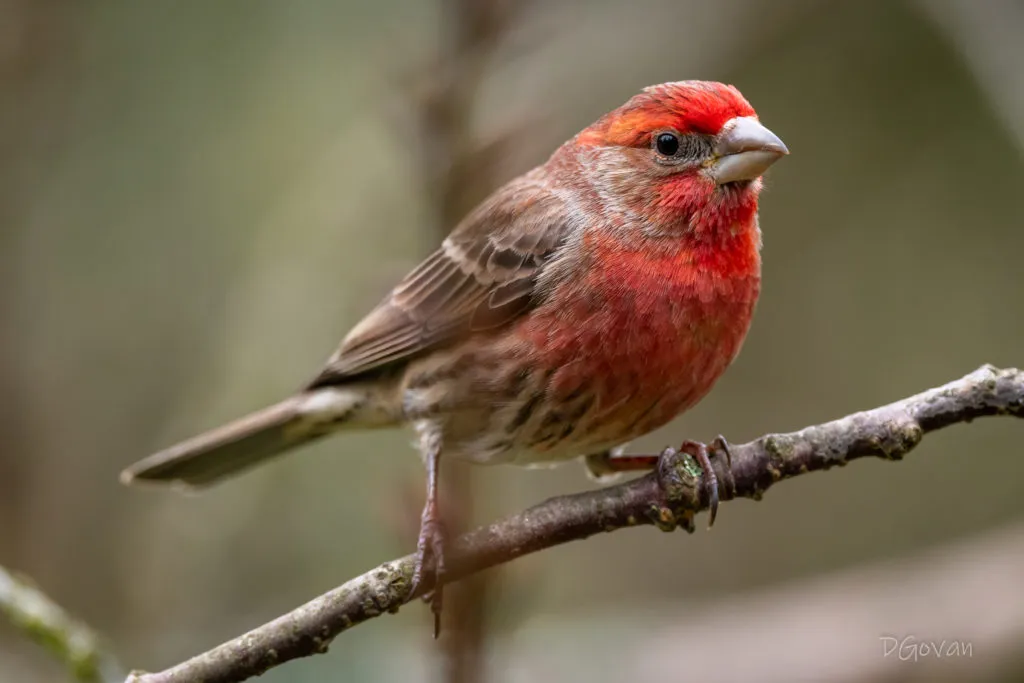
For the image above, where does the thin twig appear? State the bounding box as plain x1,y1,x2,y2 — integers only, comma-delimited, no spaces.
0,565,125,683
412,2,528,679
125,364,1024,683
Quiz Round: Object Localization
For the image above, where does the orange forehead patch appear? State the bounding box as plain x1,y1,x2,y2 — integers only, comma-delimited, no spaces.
578,81,756,148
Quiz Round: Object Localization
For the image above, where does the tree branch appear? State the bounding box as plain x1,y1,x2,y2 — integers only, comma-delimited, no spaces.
126,364,1024,683
0,565,124,683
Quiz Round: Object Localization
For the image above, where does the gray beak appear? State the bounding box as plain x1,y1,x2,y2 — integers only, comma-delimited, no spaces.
710,116,788,184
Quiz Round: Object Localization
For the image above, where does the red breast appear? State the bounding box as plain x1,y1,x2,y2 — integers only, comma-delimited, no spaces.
515,202,761,450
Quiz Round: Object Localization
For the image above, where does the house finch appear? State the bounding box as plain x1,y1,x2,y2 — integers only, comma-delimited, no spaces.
121,80,787,634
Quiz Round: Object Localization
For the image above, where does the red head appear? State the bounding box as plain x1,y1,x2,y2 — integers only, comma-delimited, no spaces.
580,81,757,146
569,81,787,236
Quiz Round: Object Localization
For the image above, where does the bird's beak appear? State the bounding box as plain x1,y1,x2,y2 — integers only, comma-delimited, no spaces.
710,116,788,184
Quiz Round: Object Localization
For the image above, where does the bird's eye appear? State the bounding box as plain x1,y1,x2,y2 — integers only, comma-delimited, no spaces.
655,133,679,156
655,133,680,156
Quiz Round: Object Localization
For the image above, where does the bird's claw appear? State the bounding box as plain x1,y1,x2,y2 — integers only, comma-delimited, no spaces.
711,434,733,469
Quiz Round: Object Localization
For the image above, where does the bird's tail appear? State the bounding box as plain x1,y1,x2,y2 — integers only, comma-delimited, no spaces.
120,387,367,489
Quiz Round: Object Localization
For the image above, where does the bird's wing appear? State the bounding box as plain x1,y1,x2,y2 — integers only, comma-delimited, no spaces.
307,175,573,387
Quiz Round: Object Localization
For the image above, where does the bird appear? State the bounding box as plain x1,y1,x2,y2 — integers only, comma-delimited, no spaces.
121,80,787,635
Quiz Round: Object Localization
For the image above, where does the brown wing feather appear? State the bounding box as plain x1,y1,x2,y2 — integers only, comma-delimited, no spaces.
307,173,572,387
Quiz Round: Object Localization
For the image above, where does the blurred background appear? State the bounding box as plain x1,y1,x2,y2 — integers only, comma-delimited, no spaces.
3,0,1024,681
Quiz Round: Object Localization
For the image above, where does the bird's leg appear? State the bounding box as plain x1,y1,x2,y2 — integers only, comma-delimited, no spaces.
411,427,446,638
585,449,660,479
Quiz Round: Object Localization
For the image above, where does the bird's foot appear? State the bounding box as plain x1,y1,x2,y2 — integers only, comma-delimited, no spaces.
674,436,732,528
410,501,447,638
585,437,732,529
